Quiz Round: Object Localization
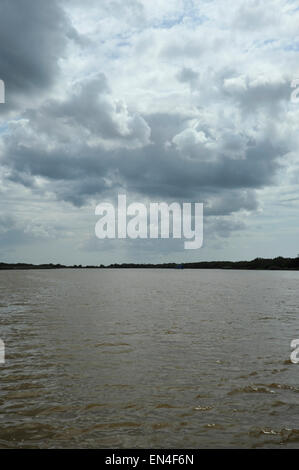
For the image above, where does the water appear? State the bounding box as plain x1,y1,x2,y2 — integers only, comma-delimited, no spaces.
0,268,299,448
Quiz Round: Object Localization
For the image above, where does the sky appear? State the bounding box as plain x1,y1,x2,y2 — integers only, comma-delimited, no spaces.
0,0,299,265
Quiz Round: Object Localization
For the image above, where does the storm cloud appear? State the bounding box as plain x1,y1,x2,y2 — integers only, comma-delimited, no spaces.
0,0,77,112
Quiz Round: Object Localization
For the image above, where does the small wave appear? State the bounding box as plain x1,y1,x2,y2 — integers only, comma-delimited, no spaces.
257,383,299,392
204,423,224,430
86,421,142,431
83,403,107,410
6,390,44,400
271,400,287,408
249,427,278,437
249,427,299,444
152,423,170,430
228,385,275,396
270,368,288,374
155,403,181,409
238,371,258,379
194,405,213,411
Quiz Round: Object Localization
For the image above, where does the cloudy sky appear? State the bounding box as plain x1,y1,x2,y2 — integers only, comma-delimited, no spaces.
0,0,299,265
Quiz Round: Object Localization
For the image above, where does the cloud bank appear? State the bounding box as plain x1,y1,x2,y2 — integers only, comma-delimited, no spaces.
0,0,299,263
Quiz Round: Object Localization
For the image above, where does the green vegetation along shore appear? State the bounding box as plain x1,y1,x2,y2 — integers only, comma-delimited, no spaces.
1,256,299,270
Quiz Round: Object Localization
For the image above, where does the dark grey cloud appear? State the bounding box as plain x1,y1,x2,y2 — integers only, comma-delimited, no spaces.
19,74,151,146
205,218,246,239
1,101,285,213
116,124,284,201
0,64,288,212
0,0,75,109
176,67,199,88
222,76,291,113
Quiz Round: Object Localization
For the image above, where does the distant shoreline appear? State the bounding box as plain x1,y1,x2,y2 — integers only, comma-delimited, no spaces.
1,256,299,271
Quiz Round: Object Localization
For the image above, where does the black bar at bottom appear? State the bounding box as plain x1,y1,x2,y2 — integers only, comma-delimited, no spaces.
0,449,297,467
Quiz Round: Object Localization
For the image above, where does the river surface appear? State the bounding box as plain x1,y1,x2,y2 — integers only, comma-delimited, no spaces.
0,268,298,448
